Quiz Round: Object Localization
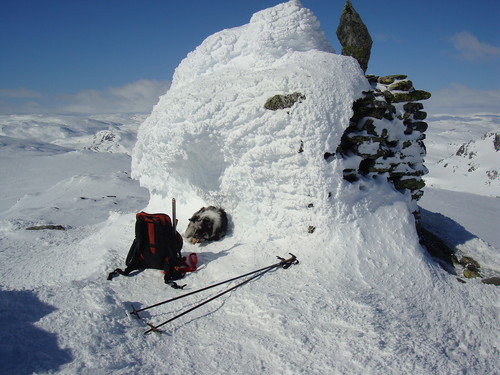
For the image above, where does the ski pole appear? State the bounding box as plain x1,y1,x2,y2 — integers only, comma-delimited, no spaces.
172,198,177,230
130,254,298,318
145,263,286,334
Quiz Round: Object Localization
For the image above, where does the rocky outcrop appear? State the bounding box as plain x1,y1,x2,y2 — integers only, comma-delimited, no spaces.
335,2,432,216
26,225,65,231
85,130,128,154
264,92,306,111
336,0,372,72
337,74,431,217
437,131,499,193
482,277,500,286
417,226,456,271
493,133,500,151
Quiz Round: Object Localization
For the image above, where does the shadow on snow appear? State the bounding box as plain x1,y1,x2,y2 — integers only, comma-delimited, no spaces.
0,289,72,374
419,207,477,249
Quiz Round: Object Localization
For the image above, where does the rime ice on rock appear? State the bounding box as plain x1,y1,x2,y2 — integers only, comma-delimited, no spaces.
132,0,369,239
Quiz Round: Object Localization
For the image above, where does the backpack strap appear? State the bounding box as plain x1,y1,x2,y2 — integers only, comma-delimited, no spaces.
107,266,186,290
161,253,198,288
165,279,187,289
107,238,143,280
107,266,133,280
107,255,198,287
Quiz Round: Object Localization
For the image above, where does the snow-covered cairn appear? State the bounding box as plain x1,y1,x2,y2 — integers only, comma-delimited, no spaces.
334,0,431,219
132,0,371,239
337,75,431,218
132,0,429,239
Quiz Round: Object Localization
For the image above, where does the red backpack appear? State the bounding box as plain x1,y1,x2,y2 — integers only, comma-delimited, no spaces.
108,212,197,288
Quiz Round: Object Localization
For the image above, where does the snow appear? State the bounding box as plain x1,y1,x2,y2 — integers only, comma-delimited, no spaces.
419,188,500,274
171,0,334,88
132,0,368,241
0,1,499,374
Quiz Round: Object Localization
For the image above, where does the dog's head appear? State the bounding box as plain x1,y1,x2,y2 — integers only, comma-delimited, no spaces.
185,206,227,244
186,215,213,243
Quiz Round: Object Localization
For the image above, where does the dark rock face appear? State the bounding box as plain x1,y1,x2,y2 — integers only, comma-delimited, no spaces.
482,277,500,286
336,0,372,72
26,225,65,231
493,133,500,151
417,226,456,270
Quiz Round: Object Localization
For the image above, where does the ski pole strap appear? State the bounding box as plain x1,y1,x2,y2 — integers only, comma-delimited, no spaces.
166,281,187,290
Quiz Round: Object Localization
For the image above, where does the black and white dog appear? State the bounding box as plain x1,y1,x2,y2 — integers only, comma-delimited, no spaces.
185,206,228,244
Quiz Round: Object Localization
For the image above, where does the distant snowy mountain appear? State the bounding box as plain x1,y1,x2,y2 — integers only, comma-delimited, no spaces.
423,113,499,196
0,113,145,155
430,130,499,196
0,1,498,375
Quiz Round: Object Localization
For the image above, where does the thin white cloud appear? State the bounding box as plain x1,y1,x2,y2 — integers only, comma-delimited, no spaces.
3,80,497,118
0,87,42,98
61,79,171,114
451,31,500,61
0,80,171,115
425,84,500,115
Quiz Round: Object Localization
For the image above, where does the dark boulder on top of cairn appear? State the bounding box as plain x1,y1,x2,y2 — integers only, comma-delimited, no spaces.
336,0,372,73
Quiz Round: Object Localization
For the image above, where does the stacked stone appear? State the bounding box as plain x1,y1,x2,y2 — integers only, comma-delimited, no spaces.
336,74,431,214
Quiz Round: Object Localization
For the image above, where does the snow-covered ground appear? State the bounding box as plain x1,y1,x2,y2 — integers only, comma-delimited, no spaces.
419,111,500,258
1,1,498,374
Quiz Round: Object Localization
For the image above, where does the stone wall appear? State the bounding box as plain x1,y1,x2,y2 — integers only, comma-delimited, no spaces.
336,74,431,218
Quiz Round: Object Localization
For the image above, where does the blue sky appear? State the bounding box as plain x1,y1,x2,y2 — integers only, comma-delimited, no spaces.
0,0,499,114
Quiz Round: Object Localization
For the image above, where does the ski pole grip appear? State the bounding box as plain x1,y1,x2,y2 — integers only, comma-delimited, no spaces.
277,253,298,268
